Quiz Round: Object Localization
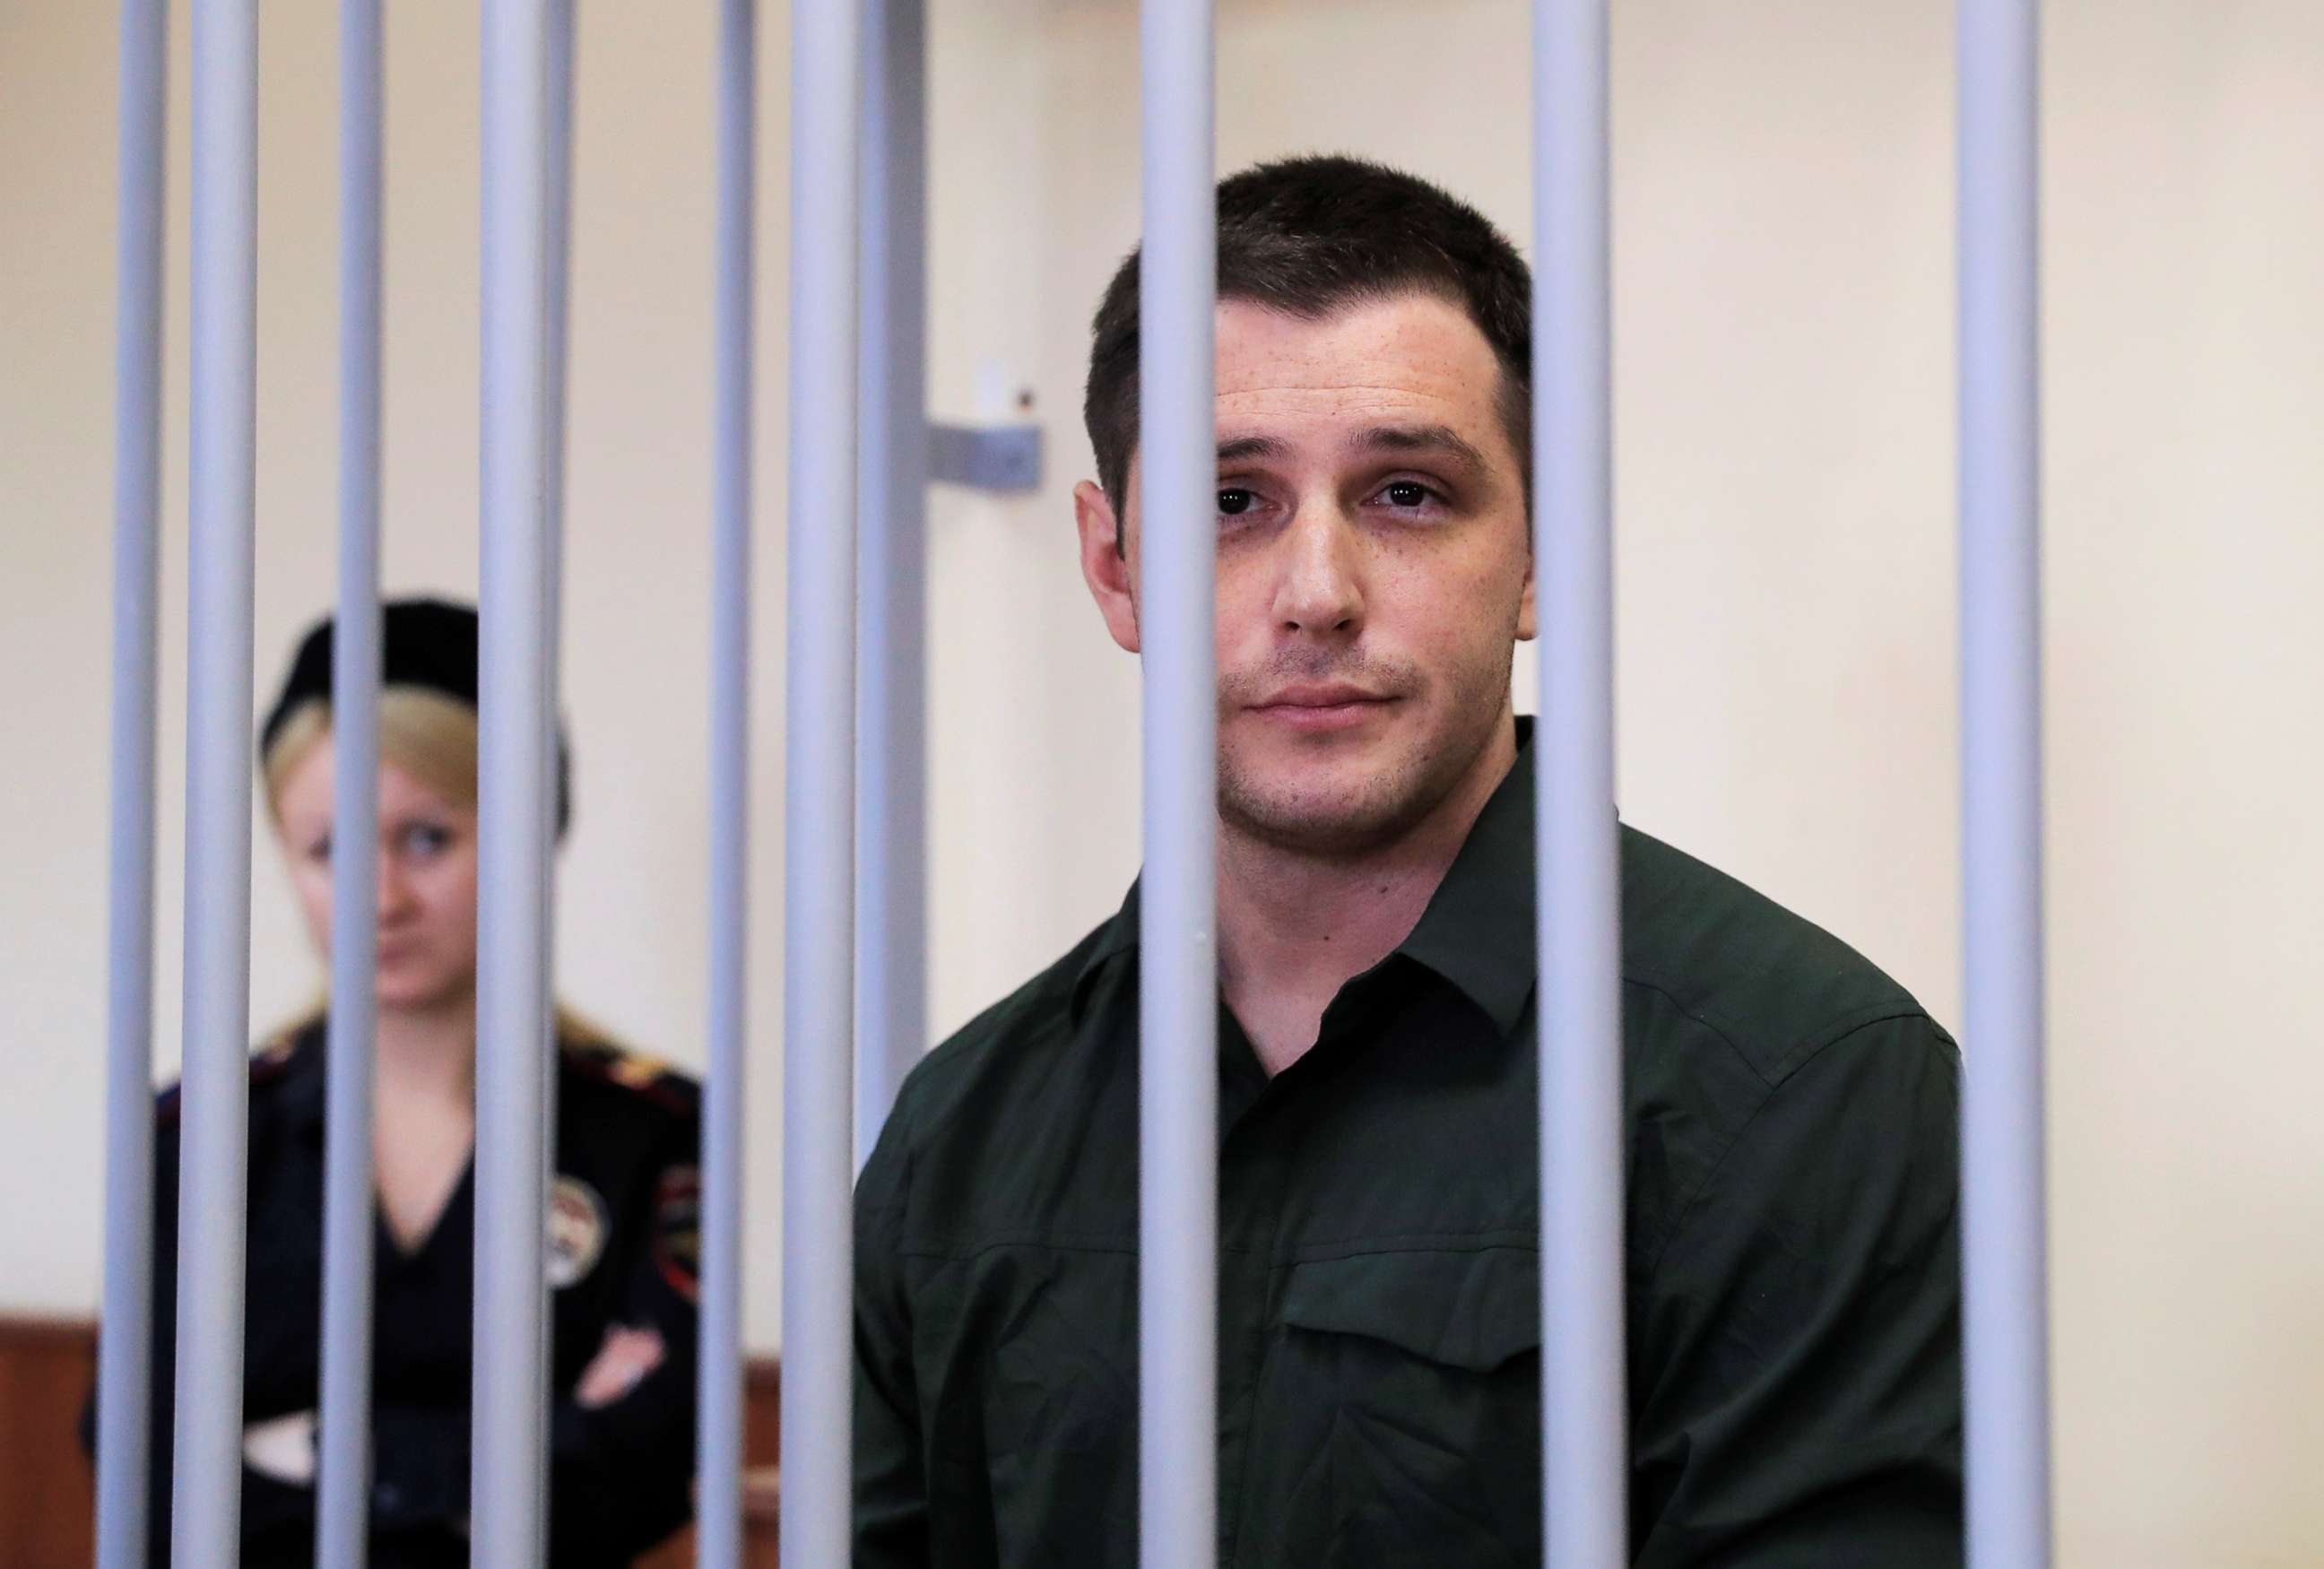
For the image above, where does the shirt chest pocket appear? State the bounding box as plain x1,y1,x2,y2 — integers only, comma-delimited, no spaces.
1241,1248,1543,1568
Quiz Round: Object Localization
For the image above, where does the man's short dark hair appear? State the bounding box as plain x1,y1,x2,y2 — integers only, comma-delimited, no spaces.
1081,154,1534,527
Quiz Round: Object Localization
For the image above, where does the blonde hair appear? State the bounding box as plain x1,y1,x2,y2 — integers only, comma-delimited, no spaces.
262,686,480,821
259,686,594,1042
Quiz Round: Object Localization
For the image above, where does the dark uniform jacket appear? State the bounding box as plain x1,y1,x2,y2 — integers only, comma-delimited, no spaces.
89,1019,702,1568
854,722,1964,1566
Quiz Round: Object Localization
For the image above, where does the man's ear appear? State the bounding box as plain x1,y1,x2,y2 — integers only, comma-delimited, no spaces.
1075,478,1142,654
1515,545,1539,644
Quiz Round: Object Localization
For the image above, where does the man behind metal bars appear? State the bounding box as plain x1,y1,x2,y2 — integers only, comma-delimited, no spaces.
852,155,1963,1567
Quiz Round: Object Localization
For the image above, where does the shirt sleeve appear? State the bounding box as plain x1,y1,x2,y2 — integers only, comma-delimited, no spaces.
854,1090,932,1567
1630,1012,1965,1568
82,1100,320,1569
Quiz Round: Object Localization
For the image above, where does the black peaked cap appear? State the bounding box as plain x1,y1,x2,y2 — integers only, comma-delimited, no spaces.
261,596,572,837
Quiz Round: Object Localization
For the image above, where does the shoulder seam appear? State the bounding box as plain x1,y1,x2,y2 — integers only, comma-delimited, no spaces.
1620,969,1768,1089
885,981,1085,1140
1622,963,1925,1092
895,1073,921,1214
1636,1008,1944,1293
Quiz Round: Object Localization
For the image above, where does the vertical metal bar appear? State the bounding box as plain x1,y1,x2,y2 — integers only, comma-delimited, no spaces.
698,0,755,1562
473,0,557,1560
1136,1,1217,1563
535,0,576,1515
1958,0,2051,1563
95,2,167,1563
1533,1,1629,1564
171,2,261,1565
542,1,575,565
854,0,928,1172
314,0,385,1561
780,0,860,1560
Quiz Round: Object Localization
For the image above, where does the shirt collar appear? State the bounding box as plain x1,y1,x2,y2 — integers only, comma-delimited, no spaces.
1069,878,1145,1024
1071,717,1541,1035
1392,716,1539,1034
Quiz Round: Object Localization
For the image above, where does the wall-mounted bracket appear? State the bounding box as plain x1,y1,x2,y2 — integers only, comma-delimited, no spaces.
927,421,1043,492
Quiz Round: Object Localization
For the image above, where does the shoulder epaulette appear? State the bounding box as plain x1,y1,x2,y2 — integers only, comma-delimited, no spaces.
559,1026,698,1118
155,1015,317,1125
251,1020,307,1076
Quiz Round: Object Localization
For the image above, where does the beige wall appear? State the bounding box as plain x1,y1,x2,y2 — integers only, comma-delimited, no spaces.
2,0,793,1336
5,0,2321,1561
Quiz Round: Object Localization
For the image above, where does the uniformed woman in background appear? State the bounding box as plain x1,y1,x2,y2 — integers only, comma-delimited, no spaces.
89,597,701,1567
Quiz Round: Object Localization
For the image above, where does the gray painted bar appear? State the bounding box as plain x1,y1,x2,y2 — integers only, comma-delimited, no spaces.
470,0,559,1559
1532,3,1630,1565
1957,0,2053,1564
171,2,262,1564
535,0,576,1477
780,0,862,1560
313,1,384,1560
854,0,930,1172
1135,2,1218,1565
698,0,757,1561
96,1,168,1562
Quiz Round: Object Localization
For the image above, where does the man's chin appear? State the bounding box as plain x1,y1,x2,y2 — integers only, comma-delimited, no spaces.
1218,706,1513,859
1218,762,1436,859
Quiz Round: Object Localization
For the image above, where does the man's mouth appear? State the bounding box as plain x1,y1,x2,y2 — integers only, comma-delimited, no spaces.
1250,684,1398,732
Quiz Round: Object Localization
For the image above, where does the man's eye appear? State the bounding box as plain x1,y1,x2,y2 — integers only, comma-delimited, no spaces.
1383,481,1433,508
403,824,452,858
1218,488,1255,516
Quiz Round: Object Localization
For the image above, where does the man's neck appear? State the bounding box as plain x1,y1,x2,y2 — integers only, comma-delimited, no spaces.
1217,715,1518,1076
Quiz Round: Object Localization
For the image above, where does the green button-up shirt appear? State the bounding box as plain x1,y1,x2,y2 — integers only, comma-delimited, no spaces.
854,724,1964,1566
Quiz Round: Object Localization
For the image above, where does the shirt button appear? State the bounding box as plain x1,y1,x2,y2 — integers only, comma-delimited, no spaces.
374,1481,403,1514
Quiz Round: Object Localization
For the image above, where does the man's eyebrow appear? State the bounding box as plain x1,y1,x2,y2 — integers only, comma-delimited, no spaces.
1215,427,1494,474
1216,434,1290,465
1355,424,1491,477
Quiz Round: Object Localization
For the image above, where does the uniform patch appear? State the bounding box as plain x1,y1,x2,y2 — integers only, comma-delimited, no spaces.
605,1050,676,1091
653,1166,701,1303
547,1175,609,1289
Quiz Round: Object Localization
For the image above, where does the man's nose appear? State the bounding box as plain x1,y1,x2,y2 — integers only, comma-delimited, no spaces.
1270,503,1363,637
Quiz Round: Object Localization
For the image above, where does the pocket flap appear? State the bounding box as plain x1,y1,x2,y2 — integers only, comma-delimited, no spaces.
1279,1247,1540,1372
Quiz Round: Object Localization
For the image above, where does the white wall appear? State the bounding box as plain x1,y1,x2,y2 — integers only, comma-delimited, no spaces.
6,0,2322,1562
